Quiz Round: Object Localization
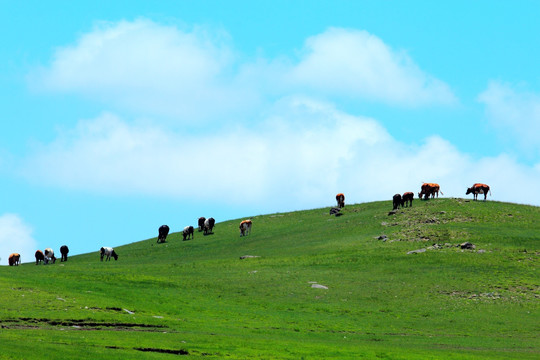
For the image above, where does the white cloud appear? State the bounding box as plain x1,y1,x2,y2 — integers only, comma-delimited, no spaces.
478,81,540,156
19,99,540,211
288,28,457,106
30,19,256,121
30,21,455,123
0,214,37,266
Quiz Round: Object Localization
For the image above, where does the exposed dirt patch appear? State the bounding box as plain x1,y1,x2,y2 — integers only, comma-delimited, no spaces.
1,317,168,332
135,347,189,355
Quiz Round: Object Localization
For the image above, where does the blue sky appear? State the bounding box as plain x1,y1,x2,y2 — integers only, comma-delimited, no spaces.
1,1,539,264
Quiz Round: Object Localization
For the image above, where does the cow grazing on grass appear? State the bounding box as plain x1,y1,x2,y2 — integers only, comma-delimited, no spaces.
402,192,414,207
8,253,20,266
392,194,402,210
35,250,44,265
418,183,443,200
183,225,194,241
239,220,253,237
44,248,56,264
157,225,169,243
336,193,345,208
204,217,215,235
60,245,69,262
100,247,118,261
466,183,491,201
198,217,206,232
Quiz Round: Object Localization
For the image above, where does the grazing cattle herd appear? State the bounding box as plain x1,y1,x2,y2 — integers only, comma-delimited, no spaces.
6,182,493,266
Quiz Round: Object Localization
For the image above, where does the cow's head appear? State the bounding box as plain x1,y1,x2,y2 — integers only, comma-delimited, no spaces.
465,187,473,195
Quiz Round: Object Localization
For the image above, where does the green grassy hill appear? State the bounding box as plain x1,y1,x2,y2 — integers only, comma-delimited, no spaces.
1,198,538,359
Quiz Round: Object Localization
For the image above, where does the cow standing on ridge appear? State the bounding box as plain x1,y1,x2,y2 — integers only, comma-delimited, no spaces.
60,245,69,262
466,183,491,201
418,183,443,200
392,194,402,210
158,225,169,243
336,193,345,208
402,192,414,207
183,226,194,241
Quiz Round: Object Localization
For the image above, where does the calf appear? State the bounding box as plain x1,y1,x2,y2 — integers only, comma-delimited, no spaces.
183,225,194,241
392,194,402,210
204,217,215,235
44,248,56,264
8,253,20,266
401,192,414,207
60,245,69,262
239,220,253,237
35,250,45,265
100,247,118,261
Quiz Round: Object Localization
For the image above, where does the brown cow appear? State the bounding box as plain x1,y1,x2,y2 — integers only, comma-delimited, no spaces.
336,193,345,208
418,183,443,200
466,183,491,201
402,192,414,207
8,253,20,266
35,250,44,265
239,220,253,237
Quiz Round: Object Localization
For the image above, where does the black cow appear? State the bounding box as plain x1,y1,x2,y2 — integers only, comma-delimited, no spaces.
183,225,194,241
336,193,345,208
401,192,414,207
392,194,402,210
198,217,206,232
35,250,44,265
203,217,215,235
158,225,170,243
60,245,69,262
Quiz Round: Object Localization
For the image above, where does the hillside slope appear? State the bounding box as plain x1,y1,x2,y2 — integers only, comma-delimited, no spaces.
0,198,538,359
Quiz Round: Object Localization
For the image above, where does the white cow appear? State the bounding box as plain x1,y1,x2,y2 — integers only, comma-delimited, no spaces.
44,248,56,264
100,247,118,261
203,217,215,235
183,226,194,241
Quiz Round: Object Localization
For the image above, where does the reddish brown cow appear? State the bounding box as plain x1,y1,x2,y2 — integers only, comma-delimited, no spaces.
466,183,491,201
8,253,20,266
418,183,443,200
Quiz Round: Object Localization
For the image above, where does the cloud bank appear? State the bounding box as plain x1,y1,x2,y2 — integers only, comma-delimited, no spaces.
30,20,456,122
20,98,540,210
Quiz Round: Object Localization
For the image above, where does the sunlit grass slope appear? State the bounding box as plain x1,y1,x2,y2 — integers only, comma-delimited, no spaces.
0,198,538,359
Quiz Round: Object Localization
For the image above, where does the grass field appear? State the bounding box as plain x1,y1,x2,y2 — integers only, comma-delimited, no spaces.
0,198,538,359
